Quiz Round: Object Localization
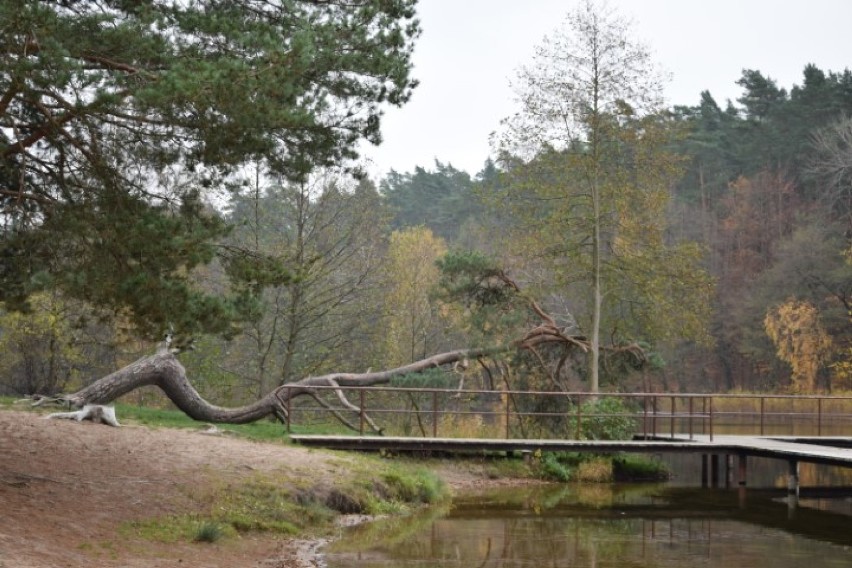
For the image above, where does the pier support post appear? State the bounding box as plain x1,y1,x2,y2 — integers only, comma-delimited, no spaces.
737,454,747,487
701,454,709,487
737,454,748,507
725,454,734,488
710,454,720,487
787,459,799,496
787,460,799,515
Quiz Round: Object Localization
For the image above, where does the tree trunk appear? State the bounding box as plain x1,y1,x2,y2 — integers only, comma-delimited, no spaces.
55,295,620,427
61,346,503,425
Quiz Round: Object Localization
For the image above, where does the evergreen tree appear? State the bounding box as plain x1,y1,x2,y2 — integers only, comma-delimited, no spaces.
380,161,477,242
0,0,420,338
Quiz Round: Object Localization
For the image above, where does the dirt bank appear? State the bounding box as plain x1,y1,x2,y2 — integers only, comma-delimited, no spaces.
0,409,517,567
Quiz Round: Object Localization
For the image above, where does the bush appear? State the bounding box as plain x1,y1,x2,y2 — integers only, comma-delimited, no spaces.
539,452,572,482
572,397,638,440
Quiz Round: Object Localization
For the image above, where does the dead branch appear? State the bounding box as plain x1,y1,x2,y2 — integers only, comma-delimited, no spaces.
304,391,361,433
324,378,384,435
46,404,120,427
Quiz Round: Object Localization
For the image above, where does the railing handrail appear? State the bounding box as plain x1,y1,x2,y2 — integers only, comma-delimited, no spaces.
281,385,852,440
288,384,852,401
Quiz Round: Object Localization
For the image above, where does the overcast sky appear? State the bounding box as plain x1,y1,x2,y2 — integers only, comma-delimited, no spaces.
360,0,852,179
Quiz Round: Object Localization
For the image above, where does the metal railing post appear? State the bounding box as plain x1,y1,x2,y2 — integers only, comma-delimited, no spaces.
359,388,365,436
286,387,292,434
575,394,583,440
689,397,694,440
643,396,649,440
709,396,714,442
760,397,765,436
652,396,658,438
432,389,439,438
505,392,511,439
818,397,823,437
670,397,676,439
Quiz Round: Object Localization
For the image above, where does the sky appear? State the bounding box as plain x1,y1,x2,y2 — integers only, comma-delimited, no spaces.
360,0,852,179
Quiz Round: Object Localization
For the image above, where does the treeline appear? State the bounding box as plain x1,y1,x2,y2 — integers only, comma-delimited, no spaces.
3,65,851,402
3,65,851,400
668,65,852,392
1,0,850,405
379,65,852,394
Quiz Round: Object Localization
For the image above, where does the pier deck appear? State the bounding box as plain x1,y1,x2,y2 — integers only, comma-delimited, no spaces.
290,434,852,468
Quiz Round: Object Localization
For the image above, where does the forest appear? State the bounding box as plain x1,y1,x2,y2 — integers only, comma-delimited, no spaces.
1,1,851,420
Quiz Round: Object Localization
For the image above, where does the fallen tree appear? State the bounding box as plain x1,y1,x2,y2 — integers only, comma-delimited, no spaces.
55,345,499,426
35,267,646,429
44,324,642,430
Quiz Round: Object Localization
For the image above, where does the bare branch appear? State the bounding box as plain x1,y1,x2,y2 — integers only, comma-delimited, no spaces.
324,378,383,434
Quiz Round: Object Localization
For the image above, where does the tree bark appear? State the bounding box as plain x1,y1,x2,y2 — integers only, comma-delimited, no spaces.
61,346,504,425
56,305,627,427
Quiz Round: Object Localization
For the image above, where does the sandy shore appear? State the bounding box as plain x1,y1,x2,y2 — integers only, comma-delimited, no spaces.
0,409,521,567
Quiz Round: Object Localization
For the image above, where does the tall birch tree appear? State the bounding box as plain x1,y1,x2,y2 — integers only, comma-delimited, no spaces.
495,0,711,392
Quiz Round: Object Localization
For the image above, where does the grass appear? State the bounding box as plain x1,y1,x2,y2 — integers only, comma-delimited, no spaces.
115,404,288,441
193,522,226,543
612,455,671,481
0,396,347,442
530,451,668,483
121,457,450,545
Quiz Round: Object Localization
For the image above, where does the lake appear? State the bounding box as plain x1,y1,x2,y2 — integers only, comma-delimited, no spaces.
326,457,852,568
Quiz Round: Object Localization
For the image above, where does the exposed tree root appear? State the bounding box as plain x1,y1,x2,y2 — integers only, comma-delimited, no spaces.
46,404,121,427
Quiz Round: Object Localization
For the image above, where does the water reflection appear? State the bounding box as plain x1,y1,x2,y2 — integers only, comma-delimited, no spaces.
326,484,852,568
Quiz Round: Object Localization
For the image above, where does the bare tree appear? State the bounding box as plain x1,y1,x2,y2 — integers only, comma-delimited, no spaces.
809,115,852,225
495,0,686,392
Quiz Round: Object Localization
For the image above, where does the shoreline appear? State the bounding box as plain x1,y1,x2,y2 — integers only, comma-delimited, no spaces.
0,409,545,567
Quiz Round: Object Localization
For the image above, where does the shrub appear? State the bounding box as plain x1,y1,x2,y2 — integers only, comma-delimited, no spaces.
539,452,572,482
572,397,638,440
193,522,225,543
576,458,613,483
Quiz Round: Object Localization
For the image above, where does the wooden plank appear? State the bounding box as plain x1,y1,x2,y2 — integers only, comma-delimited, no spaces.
289,434,852,468
291,435,726,454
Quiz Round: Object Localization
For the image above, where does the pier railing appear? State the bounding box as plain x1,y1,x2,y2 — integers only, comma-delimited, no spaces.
277,386,852,441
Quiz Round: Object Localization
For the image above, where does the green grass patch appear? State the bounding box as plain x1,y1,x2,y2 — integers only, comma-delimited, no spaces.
530,451,668,483
539,452,572,482
612,454,671,481
193,522,226,543
124,514,231,543
113,404,289,441
212,478,320,533
122,457,450,545
324,459,450,516
0,397,350,442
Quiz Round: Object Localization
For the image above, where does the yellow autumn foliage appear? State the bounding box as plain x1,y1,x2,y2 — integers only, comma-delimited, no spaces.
0,292,86,395
764,299,833,393
381,227,448,368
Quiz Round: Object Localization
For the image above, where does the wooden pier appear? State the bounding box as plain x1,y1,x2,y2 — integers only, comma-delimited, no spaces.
285,388,852,503
290,433,852,468
290,433,852,502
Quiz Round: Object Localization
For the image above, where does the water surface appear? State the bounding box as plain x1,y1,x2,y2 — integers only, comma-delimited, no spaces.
327,483,852,567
